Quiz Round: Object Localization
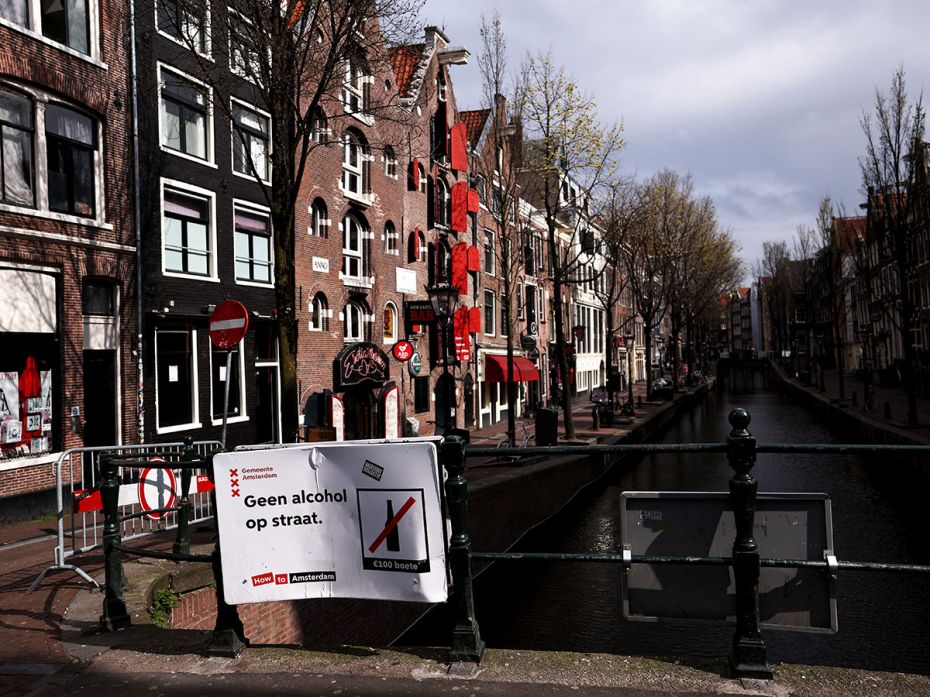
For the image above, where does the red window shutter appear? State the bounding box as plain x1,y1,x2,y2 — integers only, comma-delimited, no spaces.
468,306,481,333
467,245,480,272
450,123,468,172
451,242,468,294
467,188,480,213
409,157,420,191
451,181,468,232
409,227,420,263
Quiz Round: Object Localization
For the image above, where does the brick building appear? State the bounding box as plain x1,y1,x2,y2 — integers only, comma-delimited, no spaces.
0,0,137,512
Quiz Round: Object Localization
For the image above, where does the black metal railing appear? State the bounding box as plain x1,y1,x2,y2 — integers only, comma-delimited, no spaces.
97,438,245,656
445,407,930,679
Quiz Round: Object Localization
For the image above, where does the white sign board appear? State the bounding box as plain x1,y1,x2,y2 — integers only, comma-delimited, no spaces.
213,440,447,605
396,267,417,294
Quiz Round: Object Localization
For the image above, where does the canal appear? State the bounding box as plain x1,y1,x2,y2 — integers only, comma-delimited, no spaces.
403,378,930,674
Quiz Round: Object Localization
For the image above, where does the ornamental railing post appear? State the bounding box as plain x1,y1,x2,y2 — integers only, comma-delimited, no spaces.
99,454,130,631
442,435,485,664
726,408,772,679
204,449,247,657
173,436,195,556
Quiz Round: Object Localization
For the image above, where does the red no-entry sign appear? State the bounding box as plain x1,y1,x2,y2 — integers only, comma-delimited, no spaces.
209,300,250,349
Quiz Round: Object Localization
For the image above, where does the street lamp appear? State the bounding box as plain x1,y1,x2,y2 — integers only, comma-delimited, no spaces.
624,333,635,406
426,282,459,435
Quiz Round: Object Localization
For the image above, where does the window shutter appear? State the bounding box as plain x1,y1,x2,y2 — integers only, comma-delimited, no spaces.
450,123,468,172
452,242,468,295
409,228,420,263
468,306,481,333
409,157,419,191
427,176,435,228
450,181,468,232
467,245,480,272
467,188,480,213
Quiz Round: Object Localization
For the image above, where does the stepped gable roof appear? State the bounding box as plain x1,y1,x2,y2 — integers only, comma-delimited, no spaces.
389,44,426,98
459,109,490,148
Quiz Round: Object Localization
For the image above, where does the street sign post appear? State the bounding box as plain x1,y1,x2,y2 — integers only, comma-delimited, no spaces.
209,301,249,447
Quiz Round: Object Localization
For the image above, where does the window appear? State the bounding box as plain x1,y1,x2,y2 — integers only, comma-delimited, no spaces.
383,145,397,178
517,285,524,320
343,58,367,116
0,0,27,26
211,343,243,421
383,302,397,343
42,0,89,54
437,240,451,283
474,174,486,206
0,86,34,208
155,328,197,430
414,376,429,413
484,290,495,335
310,292,329,331
344,301,365,342
384,220,398,254
341,213,367,282
156,0,206,53
418,230,427,262
82,279,114,315
500,297,508,336
163,183,212,277
341,129,368,197
159,66,210,161
418,162,426,193
436,72,446,102
231,101,269,181
233,203,271,284
310,198,329,237
45,104,95,217
229,9,262,83
310,107,327,144
435,177,450,227
484,229,495,275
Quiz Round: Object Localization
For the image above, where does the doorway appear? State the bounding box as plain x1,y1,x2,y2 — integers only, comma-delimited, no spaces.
83,350,116,447
255,366,279,443
343,386,377,440
434,373,455,434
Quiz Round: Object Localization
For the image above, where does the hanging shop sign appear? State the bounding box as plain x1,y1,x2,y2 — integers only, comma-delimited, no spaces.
334,342,389,390
392,341,414,362
404,301,435,334
520,335,537,350
408,352,422,376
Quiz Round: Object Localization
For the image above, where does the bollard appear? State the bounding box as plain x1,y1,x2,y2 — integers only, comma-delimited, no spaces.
205,450,247,657
441,435,485,664
725,409,772,679
173,436,196,556
99,454,131,631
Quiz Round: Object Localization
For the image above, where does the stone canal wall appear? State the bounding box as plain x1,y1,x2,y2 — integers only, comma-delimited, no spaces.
164,384,713,646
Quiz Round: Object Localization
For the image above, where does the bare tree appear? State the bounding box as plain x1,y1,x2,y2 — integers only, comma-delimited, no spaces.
150,0,425,437
859,67,926,424
518,51,624,439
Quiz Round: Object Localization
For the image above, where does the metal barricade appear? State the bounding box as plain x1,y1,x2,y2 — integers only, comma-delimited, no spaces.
28,439,221,592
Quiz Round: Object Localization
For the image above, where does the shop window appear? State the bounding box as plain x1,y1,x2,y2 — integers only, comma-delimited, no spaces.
484,290,495,336
344,301,364,342
233,203,272,284
210,343,243,422
414,376,429,413
310,292,328,331
384,220,398,254
310,198,329,237
159,65,210,162
0,86,34,208
162,182,213,277
82,279,114,316
155,328,197,430
45,104,95,217
383,302,397,343
231,100,270,182
156,0,207,53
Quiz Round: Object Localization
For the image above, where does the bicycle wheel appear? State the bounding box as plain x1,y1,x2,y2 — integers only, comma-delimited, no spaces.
525,436,535,447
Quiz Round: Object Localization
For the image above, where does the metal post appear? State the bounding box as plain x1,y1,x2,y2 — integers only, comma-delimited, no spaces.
726,408,772,679
99,454,131,631
205,450,247,657
221,350,233,448
173,436,195,556
441,435,485,664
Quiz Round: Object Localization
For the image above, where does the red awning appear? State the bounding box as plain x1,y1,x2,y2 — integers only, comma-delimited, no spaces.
484,355,540,382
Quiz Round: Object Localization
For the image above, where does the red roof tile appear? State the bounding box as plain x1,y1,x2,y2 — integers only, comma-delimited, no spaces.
834,216,865,253
459,109,490,148
389,44,425,98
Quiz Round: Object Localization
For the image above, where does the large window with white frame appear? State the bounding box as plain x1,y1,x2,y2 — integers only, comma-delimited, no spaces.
483,229,495,275
344,301,365,342
484,290,495,336
231,100,269,182
159,64,211,162
342,58,369,117
384,220,398,255
341,128,368,197
383,145,397,178
341,212,367,282
210,342,245,422
383,302,397,343
309,292,329,331
233,202,272,284
228,8,263,84
155,0,207,54
435,177,450,227
155,327,198,431
309,198,329,237
162,181,214,277
0,83,104,222
1,0,93,55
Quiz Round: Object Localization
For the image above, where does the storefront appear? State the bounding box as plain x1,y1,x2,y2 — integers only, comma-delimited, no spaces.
478,352,540,428
328,342,398,440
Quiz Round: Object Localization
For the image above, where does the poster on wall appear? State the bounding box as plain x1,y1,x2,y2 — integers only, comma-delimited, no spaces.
41,370,52,432
0,372,19,422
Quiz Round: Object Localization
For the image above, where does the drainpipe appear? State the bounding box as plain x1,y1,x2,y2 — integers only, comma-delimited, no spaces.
127,0,144,443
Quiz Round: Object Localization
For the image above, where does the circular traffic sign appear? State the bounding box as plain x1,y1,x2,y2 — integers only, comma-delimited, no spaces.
392,340,414,362
138,461,177,520
209,300,250,349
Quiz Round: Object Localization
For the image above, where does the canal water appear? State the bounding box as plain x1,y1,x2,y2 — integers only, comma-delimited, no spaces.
403,378,930,674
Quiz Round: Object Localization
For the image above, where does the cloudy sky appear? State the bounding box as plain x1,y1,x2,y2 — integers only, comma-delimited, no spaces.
423,0,930,279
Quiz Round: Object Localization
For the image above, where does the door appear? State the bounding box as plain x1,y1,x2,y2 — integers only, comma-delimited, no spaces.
434,373,455,434
343,386,376,440
83,350,116,485
255,365,279,443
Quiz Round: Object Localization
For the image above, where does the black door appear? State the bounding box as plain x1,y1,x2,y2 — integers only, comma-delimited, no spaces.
255,366,279,443
434,374,455,434
83,350,116,447
343,386,377,440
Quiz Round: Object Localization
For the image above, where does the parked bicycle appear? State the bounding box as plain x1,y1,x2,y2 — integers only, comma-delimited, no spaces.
497,421,535,449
